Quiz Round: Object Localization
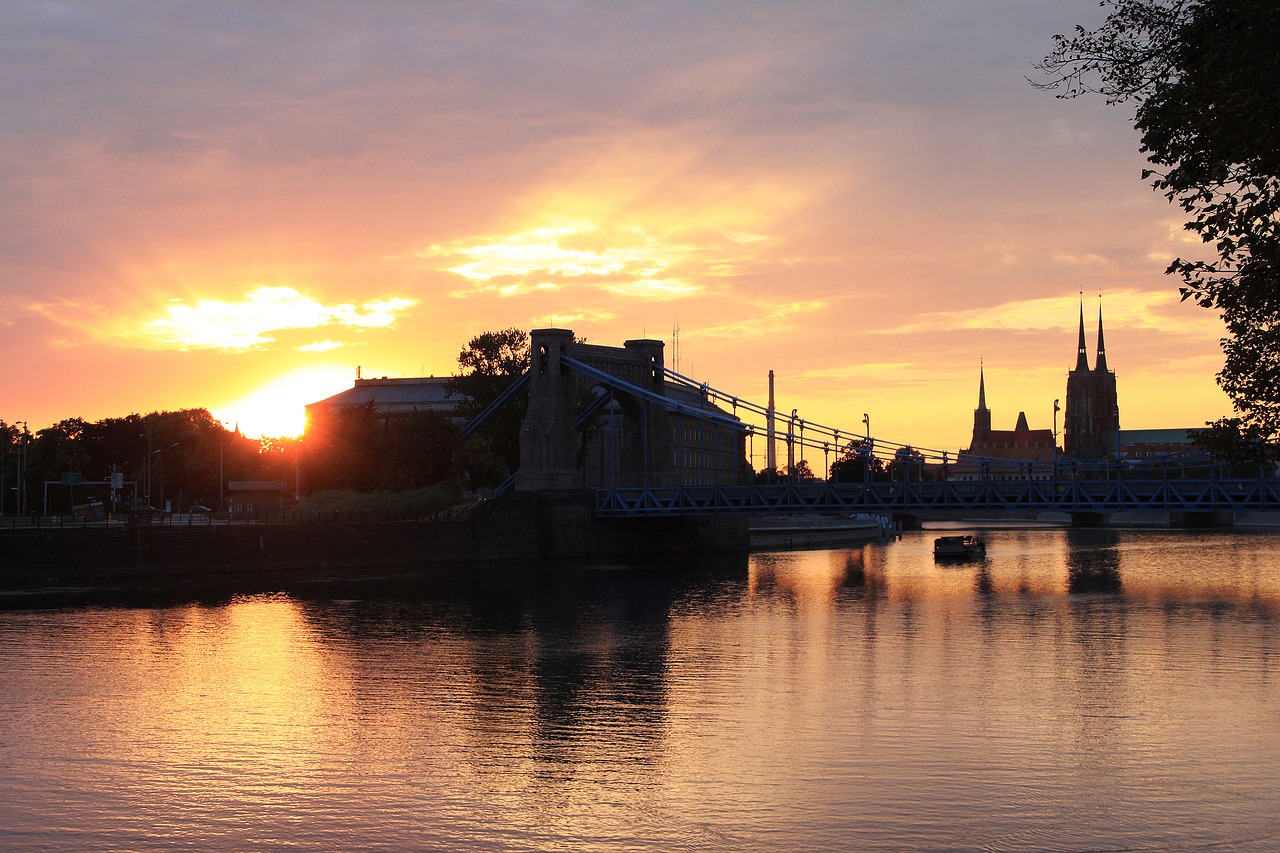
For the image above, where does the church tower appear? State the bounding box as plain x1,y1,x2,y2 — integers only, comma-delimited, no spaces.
972,362,992,441
1064,302,1120,459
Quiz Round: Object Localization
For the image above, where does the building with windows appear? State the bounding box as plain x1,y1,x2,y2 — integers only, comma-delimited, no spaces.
1117,428,1201,459
955,365,1057,479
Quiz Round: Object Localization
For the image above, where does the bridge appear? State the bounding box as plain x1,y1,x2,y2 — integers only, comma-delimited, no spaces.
593,477,1280,518
464,329,1278,521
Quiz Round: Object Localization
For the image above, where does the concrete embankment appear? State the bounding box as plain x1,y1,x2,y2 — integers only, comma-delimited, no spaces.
0,491,747,589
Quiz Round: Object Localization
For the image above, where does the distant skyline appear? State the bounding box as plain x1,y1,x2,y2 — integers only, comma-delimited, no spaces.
1,1,1231,451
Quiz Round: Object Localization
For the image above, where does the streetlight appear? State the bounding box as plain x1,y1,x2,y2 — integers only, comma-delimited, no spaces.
1053,399,1060,474
1114,405,1122,462
149,442,178,511
862,412,870,438
16,422,27,516
787,408,798,481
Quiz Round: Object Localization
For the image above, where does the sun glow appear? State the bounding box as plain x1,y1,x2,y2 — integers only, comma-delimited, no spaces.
214,364,355,439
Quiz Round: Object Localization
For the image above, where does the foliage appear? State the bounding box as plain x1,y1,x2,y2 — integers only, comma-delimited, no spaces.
1188,416,1279,465
787,460,816,481
753,467,784,484
302,404,460,494
444,328,530,481
829,438,886,482
0,410,273,514
889,445,927,482
1034,0,1280,436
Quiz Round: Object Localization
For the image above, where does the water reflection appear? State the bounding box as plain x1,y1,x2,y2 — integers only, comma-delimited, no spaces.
1065,529,1124,595
2,531,1279,851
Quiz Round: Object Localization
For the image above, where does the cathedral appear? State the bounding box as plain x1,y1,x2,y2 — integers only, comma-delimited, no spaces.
1063,304,1119,459
961,303,1119,468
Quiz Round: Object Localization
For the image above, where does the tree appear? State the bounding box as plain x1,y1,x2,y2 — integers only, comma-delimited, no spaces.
787,460,815,481
445,328,530,481
754,467,784,485
830,438,885,482
1034,0,1280,436
1188,416,1278,466
387,411,460,489
890,445,926,483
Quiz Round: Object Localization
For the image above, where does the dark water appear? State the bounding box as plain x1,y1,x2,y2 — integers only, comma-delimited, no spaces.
2,527,1278,852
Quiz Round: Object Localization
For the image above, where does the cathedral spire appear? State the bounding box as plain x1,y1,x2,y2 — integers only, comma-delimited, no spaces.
1095,303,1108,372
978,360,988,410
1075,300,1090,371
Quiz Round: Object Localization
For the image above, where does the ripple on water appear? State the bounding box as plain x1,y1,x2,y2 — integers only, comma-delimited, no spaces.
0,529,1278,851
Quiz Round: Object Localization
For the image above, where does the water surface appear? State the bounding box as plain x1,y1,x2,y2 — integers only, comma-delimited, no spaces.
2,527,1278,851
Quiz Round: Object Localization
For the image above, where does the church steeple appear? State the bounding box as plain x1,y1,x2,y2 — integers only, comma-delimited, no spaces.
972,361,991,438
1095,304,1108,372
1075,301,1090,371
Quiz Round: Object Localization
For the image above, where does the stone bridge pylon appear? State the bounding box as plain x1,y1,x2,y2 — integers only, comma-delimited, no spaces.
516,328,678,491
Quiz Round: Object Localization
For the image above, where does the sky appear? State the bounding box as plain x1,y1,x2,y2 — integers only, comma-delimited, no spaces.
1,0,1233,452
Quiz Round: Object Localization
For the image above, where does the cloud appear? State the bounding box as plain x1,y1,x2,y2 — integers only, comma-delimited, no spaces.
299,340,345,352
130,286,415,351
878,291,1218,337
698,299,830,339
0,1,1236,446
420,221,768,301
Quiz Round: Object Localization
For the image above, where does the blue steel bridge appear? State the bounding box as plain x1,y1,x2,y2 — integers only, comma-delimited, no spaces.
466,330,1279,520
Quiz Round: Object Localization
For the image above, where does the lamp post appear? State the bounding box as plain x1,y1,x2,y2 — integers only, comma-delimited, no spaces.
143,429,152,508
787,408,797,481
863,412,870,438
147,442,178,512
1114,405,1121,462
17,422,27,517
1053,399,1060,475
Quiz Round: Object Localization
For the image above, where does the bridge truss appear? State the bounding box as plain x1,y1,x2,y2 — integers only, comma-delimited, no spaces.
595,476,1280,516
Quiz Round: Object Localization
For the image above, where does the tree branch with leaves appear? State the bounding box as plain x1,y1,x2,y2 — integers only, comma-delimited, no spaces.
1034,0,1280,440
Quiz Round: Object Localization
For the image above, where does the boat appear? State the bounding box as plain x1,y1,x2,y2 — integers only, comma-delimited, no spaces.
933,534,986,559
749,513,894,550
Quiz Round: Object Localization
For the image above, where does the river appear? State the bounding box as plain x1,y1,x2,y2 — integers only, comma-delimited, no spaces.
1,527,1278,851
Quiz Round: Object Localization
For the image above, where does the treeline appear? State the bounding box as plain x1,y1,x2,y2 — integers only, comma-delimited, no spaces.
0,410,293,515
0,404,505,516
2,329,532,515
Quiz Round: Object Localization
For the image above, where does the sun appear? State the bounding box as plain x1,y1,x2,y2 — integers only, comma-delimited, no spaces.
214,365,355,439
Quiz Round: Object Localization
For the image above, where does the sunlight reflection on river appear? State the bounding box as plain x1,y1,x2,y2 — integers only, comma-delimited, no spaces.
1,527,1278,851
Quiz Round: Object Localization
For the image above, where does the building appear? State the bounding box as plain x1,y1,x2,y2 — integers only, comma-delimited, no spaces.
304,375,463,426
1064,305,1119,459
955,364,1058,479
1117,428,1201,460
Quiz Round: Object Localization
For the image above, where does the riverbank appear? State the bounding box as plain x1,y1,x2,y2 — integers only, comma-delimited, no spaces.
0,491,747,590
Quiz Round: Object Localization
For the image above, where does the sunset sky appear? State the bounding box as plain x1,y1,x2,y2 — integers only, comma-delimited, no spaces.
1,0,1232,452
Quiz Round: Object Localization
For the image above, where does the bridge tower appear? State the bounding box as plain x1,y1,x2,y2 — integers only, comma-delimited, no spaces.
517,328,579,490
516,329,677,490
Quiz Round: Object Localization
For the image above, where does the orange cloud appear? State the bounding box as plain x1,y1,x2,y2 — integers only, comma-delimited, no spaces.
128,286,415,351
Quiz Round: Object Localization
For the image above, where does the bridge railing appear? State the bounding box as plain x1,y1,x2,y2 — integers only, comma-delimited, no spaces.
595,475,1280,516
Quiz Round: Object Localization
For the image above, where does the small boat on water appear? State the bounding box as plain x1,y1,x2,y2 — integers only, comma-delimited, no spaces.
933,534,986,559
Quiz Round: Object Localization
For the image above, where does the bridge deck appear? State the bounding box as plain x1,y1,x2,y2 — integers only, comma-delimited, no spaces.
595,477,1280,516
